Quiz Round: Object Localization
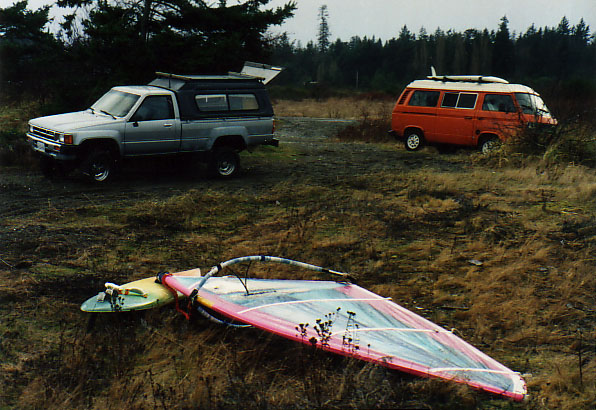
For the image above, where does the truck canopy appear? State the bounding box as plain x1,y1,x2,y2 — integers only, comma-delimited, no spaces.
148,66,276,121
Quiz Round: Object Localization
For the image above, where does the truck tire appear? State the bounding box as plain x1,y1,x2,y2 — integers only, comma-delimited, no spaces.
209,147,240,178
81,149,115,183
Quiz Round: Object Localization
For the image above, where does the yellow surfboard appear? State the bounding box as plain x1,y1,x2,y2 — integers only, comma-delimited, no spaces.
81,268,201,312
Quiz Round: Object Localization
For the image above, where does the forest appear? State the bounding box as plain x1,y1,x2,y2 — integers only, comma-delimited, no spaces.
271,16,596,98
1,0,595,111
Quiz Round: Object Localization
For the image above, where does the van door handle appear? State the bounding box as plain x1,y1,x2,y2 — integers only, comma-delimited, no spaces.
464,116,473,120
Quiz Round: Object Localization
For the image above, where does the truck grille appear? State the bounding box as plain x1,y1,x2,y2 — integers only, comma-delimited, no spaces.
31,126,60,141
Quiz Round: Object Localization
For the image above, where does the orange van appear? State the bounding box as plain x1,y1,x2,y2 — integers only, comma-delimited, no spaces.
391,75,556,152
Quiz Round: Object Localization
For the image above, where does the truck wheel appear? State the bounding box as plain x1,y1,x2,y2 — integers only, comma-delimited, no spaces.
209,147,240,178
404,130,424,151
81,150,114,183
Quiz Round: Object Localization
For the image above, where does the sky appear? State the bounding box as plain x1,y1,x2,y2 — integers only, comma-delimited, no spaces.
10,0,596,44
266,0,596,44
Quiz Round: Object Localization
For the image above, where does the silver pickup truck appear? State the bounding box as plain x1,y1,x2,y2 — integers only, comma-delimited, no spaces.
27,66,280,182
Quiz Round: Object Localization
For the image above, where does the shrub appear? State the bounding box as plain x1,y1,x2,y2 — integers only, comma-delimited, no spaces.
502,120,596,167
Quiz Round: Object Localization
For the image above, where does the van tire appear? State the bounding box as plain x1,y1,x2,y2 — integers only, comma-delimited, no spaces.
479,137,500,154
404,130,424,151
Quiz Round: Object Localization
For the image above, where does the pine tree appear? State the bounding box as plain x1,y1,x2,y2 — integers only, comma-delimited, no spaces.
493,16,514,78
317,4,331,52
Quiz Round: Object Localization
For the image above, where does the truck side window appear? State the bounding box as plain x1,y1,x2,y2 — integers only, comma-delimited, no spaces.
196,94,229,112
408,90,440,107
131,95,174,121
482,94,516,112
229,94,259,111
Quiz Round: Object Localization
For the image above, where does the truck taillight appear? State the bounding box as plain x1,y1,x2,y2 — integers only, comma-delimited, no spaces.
272,119,276,134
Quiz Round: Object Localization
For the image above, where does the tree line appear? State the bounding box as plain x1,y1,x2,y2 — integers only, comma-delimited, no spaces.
0,0,296,110
1,1,595,111
270,16,596,101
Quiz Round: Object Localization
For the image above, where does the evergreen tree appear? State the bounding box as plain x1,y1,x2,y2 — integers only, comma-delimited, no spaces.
0,1,63,100
493,16,514,78
317,5,331,52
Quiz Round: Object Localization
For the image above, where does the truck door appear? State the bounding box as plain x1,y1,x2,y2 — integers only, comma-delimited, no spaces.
476,93,520,142
124,95,180,155
434,92,478,146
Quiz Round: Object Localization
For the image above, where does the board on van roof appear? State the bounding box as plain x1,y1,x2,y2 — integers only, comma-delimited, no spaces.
426,75,509,84
408,78,536,94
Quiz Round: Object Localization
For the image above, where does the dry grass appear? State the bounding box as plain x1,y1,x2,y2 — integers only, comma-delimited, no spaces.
1,98,596,409
273,96,392,120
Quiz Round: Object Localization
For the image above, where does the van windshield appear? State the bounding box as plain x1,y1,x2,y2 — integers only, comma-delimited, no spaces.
514,93,552,118
91,90,140,118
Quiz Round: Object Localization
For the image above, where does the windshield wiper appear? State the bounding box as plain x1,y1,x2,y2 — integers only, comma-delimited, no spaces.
101,110,116,119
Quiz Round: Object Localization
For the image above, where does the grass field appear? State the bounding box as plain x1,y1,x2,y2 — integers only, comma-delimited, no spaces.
0,98,595,409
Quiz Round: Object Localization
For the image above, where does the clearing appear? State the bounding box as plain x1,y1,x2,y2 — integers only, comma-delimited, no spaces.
0,116,595,409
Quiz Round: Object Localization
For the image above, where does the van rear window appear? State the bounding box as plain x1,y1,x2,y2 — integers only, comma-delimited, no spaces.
408,90,440,107
441,92,477,109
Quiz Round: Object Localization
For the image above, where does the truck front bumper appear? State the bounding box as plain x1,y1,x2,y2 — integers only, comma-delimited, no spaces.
27,133,79,161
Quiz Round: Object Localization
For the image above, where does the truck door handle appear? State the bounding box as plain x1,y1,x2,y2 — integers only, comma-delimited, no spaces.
163,123,173,127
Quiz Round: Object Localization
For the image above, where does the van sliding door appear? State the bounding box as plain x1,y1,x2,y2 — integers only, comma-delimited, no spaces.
435,92,478,146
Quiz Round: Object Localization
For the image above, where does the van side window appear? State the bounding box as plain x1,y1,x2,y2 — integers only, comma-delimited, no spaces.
408,90,440,107
195,94,228,112
442,93,459,107
482,94,516,112
457,93,477,109
442,92,477,109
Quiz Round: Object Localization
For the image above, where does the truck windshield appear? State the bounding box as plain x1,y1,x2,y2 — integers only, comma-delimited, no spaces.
91,90,140,118
514,93,552,118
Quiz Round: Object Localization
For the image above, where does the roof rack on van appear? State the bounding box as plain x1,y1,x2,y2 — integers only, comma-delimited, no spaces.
426,75,509,84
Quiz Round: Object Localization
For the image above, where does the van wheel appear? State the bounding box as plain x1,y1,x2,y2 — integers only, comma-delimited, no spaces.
404,130,424,151
209,147,240,178
480,137,500,154
81,150,115,183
